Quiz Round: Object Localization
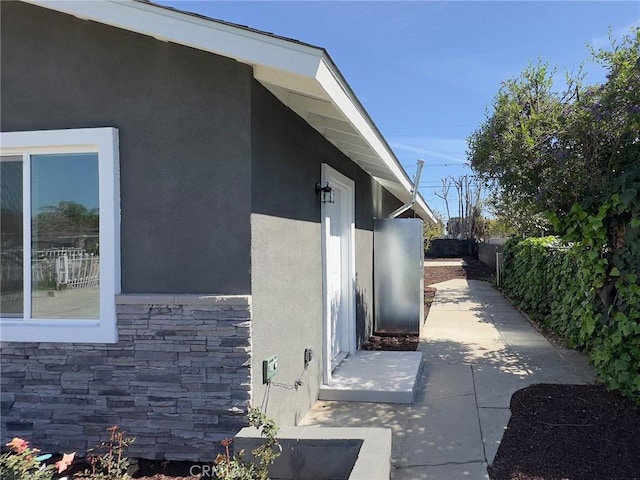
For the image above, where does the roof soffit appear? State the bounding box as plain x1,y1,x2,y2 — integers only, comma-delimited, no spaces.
25,0,435,222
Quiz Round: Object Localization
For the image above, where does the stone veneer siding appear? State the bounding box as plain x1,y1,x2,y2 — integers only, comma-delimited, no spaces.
0,295,252,461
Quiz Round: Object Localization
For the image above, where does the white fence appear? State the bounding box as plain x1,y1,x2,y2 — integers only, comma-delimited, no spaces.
33,249,100,289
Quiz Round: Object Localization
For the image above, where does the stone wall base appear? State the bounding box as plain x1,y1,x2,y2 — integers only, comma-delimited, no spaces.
0,294,252,461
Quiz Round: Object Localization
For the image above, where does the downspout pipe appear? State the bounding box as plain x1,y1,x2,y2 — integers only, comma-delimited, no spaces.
388,159,424,219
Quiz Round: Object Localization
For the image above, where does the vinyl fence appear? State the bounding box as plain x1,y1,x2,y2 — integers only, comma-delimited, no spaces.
33,249,100,289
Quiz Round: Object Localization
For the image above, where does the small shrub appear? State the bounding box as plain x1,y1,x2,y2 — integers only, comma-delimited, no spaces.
502,227,640,403
0,438,75,480
76,426,135,479
212,406,280,480
0,438,55,480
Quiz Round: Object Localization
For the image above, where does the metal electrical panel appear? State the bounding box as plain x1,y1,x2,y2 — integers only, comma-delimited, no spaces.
374,218,424,334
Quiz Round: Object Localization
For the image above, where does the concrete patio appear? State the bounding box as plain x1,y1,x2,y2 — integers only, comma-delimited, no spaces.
300,278,595,479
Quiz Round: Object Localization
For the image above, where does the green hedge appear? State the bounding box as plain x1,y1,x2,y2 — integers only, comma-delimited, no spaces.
502,234,640,403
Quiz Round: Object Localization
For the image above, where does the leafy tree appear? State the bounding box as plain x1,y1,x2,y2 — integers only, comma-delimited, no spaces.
467,60,574,232
424,211,444,251
486,192,550,238
34,200,99,249
468,28,639,232
483,217,516,239
469,28,640,401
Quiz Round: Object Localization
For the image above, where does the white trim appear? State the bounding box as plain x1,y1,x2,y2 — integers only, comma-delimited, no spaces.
24,0,435,223
25,0,324,77
315,60,411,193
0,128,120,343
23,153,32,322
321,164,356,384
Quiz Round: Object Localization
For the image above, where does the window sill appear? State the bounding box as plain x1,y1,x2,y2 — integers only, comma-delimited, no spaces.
0,318,117,343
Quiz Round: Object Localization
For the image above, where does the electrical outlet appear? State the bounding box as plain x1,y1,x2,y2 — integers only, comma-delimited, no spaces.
304,348,313,369
263,355,278,384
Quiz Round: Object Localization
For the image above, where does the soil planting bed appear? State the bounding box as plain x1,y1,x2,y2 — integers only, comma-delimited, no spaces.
130,459,206,479
424,255,494,284
489,383,640,480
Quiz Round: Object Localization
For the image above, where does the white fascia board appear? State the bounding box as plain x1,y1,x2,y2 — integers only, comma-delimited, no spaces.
314,59,414,194
416,197,437,223
26,0,325,77
315,58,437,222
253,67,329,101
26,0,437,222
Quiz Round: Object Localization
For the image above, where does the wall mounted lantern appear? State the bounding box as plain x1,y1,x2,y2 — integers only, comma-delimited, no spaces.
315,182,335,203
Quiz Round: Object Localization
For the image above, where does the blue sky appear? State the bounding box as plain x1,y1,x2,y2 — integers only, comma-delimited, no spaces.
160,0,639,219
32,154,98,213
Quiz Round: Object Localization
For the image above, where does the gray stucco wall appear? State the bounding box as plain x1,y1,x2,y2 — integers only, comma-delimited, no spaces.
249,81,406,425
0,0,254,462
1,0,420,460
0,1,252,295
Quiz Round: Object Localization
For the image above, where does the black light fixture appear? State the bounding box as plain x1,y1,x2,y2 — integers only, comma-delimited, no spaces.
315,182,335,203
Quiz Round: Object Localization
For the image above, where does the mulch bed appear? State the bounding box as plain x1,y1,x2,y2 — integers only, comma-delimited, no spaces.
424,255,494,285
131,459,206,479
489,383,640,480
48,457,206,479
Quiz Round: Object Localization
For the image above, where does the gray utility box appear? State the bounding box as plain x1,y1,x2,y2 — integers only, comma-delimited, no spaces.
374,218,424,335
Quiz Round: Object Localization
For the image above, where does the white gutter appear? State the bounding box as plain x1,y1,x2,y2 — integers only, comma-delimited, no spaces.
388,159,424,219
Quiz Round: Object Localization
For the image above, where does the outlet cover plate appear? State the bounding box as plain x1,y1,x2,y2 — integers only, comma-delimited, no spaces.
263,355,278,383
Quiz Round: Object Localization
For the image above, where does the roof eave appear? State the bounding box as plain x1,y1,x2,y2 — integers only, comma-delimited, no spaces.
25,0,436,223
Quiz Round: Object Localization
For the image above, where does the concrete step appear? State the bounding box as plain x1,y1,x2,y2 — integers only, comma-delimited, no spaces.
319,350,423,404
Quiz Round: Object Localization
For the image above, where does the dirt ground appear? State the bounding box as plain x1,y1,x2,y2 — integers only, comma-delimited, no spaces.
59,258,640,479
424,255,494,284
489,383,640,480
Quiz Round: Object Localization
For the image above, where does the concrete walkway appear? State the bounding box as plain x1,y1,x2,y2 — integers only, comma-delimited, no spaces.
300,279,595,479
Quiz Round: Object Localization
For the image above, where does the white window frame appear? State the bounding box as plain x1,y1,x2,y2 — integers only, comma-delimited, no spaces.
0,128,120,343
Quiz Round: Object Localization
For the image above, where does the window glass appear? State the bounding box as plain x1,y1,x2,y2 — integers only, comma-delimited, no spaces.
0,157,24,316
31,153,100,319
1,127,118,343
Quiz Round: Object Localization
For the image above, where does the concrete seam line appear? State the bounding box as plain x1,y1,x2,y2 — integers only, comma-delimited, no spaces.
470,364,489,465
398,459,487,468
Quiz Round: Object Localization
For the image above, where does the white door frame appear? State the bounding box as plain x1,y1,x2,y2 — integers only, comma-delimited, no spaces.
321,163,356,384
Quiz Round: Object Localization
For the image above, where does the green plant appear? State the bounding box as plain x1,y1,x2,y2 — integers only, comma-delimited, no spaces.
0,438,58,480
76,426,135,479
0,438,75,479
212,407,281,480
502,215,640,403
423,212,444,251
468,27,639,235
471,24,640,403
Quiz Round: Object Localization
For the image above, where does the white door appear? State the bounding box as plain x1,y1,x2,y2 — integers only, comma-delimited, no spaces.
321,164,355,383
326,189,346,367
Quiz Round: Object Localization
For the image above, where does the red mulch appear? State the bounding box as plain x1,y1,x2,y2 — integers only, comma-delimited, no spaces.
424,255,494,285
